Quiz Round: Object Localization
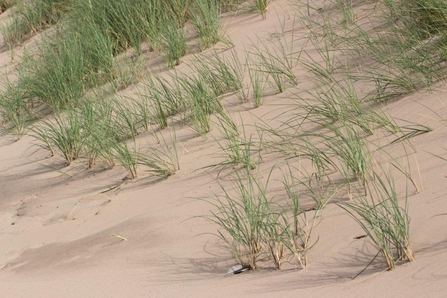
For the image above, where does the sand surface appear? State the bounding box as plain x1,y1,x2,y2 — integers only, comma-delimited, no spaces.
1,1,447,297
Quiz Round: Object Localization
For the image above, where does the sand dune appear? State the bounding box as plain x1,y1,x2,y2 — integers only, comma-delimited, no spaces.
1,0,447,297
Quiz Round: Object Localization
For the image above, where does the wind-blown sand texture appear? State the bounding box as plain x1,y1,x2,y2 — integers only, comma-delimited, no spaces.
1,0,447,297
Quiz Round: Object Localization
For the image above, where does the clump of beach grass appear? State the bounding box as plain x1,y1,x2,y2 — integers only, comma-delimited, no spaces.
140,128,181,178
246,54,269,107
207,164,330,270
213,112,259,171
163,0,192,27
3,0,72,45
248,21,301,93
279,164,335,268
191,0,222,51
252,0,271,19
339,171,415,271
207,171,272,269
0,79,32,138
325,124,371,189
188,50,244,97
31,110,83,165
178,72,221,138
155,13,187,68
113,98,141,141
15,19,114,112
113,141,139,179
77,98,117,168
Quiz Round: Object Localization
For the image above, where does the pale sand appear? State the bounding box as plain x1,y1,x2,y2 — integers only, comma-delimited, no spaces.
1,1,447,297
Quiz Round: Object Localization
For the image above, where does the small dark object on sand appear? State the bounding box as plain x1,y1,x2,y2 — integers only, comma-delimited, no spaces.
227,264,251,275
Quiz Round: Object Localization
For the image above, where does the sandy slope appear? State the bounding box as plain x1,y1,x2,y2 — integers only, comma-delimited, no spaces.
1,1,447,297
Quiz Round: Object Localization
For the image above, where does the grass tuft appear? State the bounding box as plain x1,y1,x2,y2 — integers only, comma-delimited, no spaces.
339,171,415,270
191,0,221,51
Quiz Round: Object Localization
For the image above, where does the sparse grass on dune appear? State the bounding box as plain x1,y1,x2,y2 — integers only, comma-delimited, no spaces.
213,0,447,270
207,164,332,270
4,0,447,276
313,0,447,101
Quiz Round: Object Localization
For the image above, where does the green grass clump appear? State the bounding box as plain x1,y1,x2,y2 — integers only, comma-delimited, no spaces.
151,95,169,131
0,80,32,138
113,98,140,141
32,110,83,165
140,129,180,178
77,98,117,168
213,113,259,171
248,24,300,94
247,55,268,107
3,0,71,45
325,125,371,185
113,56,144,91
79,0,154,55
156,16,187,68
144,73,185,119
280,165,333,268
179,73,221,138
208,171,271,269
17,25,113,111
191,0,221,51
252,0,271,19
163,0,192,27
296,77,375,132
188,82,216,137
189,50,244,97
113,141,139,179
208,166,328,270
340,172,415,270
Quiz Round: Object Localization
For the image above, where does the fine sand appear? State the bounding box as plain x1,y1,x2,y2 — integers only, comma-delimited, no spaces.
1,1,447,297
